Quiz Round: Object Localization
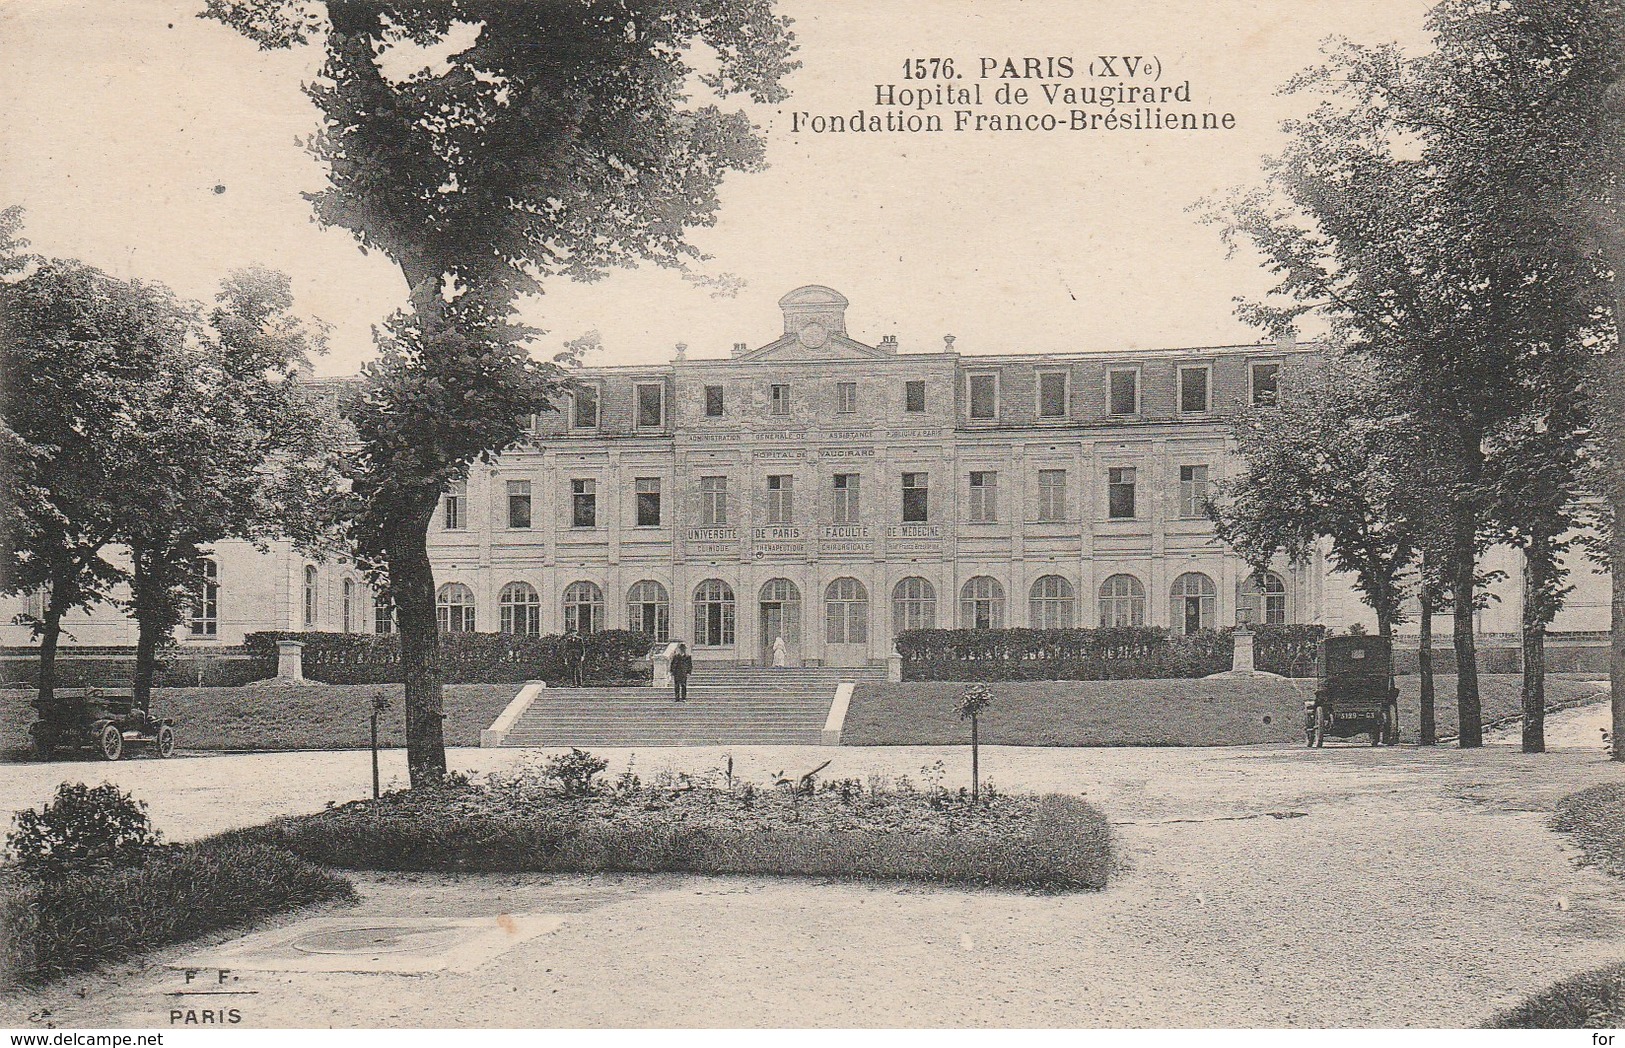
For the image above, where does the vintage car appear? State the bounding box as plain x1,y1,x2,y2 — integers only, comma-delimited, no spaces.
30,687,175,761
1305,634,1399,748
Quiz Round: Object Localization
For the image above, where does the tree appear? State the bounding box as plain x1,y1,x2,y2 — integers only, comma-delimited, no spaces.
1407,0,1624,759
1207,355,1420,641
205,0,798,784
2,252,186,705
111,266,342,709
1203,33,1602,748
956,683,993,806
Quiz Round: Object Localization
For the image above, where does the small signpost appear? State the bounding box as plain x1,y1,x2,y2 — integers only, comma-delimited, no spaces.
369,691,392,799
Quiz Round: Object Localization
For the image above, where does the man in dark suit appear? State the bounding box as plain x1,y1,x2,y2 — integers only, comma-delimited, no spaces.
670,642,692,702
562,628,587,687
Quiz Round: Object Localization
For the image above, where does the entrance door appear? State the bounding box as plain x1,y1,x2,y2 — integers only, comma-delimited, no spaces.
1182,598,1202,636
761,604,785,665
757,579,801,666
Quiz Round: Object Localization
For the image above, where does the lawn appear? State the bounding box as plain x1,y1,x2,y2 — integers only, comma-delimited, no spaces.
842,674,1609,747
0,683,520,757
1487,783,1625,1028
251,757,1114,893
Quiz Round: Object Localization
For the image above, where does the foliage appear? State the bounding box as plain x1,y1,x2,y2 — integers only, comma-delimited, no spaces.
0,830,355,986
894,625,1324,681
1552,782,1625,881
540,748,609,799
250,764,1112,893
956,683,994,721
241,629,652,684
1207,356,1421,637
204,0,800,785
5,782,161,875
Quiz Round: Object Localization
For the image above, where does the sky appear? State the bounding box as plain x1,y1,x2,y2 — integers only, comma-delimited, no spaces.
1,0,1434,375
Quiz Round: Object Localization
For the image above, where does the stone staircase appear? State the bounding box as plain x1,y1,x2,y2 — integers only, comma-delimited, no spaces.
487,666,887,748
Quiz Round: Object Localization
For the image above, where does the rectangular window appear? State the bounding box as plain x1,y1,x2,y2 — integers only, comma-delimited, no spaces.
902,472,929,523
704,385,724,417
572,384,599,429
968,373,997,421
1109,369,1139,416
506,480,532,529
836,381,857,414
833,473,860,524
1107,467,1136,519
571,479,597,528
701,475,728,526
636,382,665,428
1037,469,1067,522
1179,366,1211,414
1251,362,1280,406
373,598,395,636
635,477,661,526
1038,371,1068,419
766,475,793,524
769,383,790,415
905,380,926,413
968,470,997,523
1180,465,1210,518
442,480,466,530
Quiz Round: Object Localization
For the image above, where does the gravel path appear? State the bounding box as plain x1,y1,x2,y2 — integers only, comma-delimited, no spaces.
4,701,1624,1028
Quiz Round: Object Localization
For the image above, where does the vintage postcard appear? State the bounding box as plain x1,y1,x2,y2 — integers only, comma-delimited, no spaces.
1,0,1622,1038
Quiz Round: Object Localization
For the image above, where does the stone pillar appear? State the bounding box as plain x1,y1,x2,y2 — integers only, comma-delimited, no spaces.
652,641,678,688
1231,626,1256,674
887,648,903,683
276,640,306,684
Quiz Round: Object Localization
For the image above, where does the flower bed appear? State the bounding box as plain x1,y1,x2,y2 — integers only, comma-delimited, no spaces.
251,758,1113,893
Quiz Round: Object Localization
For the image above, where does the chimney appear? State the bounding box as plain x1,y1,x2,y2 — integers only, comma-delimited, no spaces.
674,341,687,362
732,341,749,357
1275,325,1297,350
879,334,899,353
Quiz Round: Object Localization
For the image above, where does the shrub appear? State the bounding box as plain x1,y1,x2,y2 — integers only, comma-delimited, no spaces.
894,624,1324,681
249,766,1114,893
0,831,356,986
541,748,609,798
1485,962,1625,1028
6,782,162,875
241,629,652,685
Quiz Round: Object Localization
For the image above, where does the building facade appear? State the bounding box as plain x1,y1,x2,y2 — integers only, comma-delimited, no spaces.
8,284,1606,657
424,285,1326,666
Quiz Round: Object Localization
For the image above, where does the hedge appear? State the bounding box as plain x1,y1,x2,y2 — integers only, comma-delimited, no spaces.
242,629,652,685
0,654,267,689
894,624,1324,681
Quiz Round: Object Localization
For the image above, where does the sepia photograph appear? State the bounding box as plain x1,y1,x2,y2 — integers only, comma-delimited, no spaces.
1,0,1623,1035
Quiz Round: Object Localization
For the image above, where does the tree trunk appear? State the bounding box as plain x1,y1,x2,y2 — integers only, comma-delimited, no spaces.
1612,476,1624,762
130,547,160,713
1418,588,1436,746
387,505,447,785
36,574,71,707
1451,511,1483,748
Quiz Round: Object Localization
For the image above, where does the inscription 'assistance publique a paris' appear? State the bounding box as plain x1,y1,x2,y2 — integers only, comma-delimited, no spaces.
787,55,1238,134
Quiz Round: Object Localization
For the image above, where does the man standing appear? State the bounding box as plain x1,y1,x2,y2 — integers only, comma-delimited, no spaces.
670,642,692,702
562,628,586,687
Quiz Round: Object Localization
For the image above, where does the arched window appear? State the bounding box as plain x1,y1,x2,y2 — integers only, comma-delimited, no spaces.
1170,572,1217,635
373,589,395,635
436,582,476,633
824,577,869,644
892,577,937,633
627,581,670,642
190,558,219,637
563,581,604,634
759,578,802,646
693,579,735,647
1238,571,1288,626
1029,575,1075,629
500,582,542,636
341,577,357,634
1098,573,1146,627
960,576,1005,630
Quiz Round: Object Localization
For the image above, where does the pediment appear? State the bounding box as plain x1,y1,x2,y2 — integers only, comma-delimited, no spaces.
736,332,892,363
